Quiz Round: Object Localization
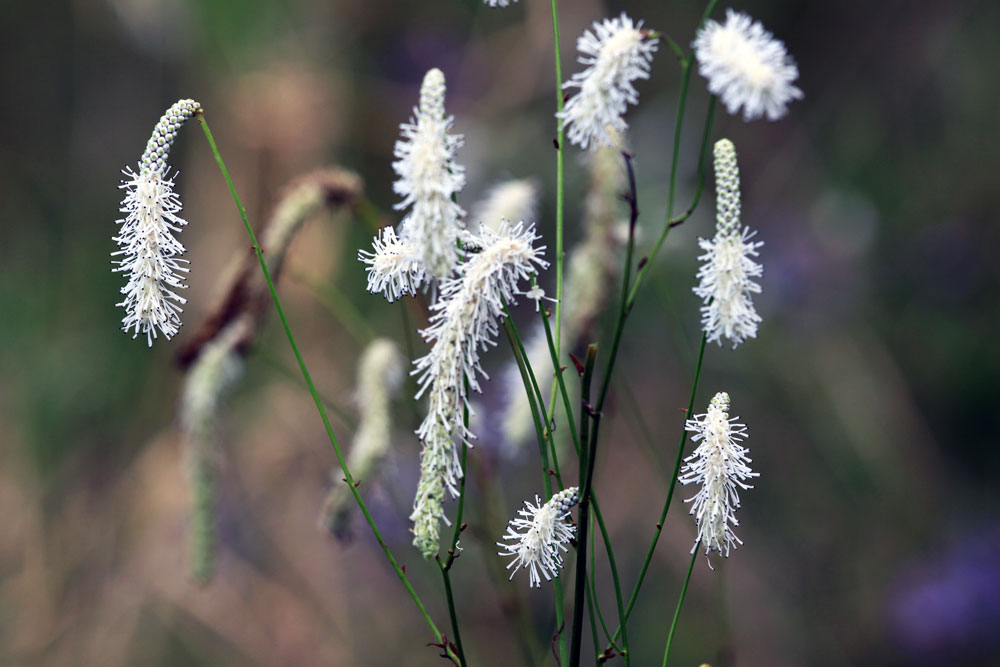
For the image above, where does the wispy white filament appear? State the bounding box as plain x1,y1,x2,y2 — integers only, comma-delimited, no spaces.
694,139,763,348
678,392,758,564
498,486,579,588
112,99,201,345
393,68,465,280
410,221,548,557
694,9,803,121
559,14,658,150
358,226,426,302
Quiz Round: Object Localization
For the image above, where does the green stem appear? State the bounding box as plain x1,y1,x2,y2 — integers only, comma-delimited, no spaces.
606,333,706,650
502,316,566,662
550,0,565,369
290,270,375,346
662,546,699,667
197,117,453,661
438,388,470,666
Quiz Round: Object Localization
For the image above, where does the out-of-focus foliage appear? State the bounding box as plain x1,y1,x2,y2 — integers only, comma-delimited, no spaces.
1,0,998,665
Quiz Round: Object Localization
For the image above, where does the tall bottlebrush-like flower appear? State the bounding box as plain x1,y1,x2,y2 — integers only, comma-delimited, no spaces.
320,338,405,539
112,99,201,345
678,392,758,564
484,0,516,6
497,486,579,588
410,221,548,557
694,139,763,348
694,9,803,121
502,140,626,451
559,14,659,151
393,68,466,280
358,226,426,302
469,179,538,234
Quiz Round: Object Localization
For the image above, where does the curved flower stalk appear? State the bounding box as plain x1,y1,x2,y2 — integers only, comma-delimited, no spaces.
174,167,363,581
320,338,405,540
502,141,626,450
498,486,579,588
393,68,466,281
112,99,201,345
694,139,764,348
694,9,803,121
559,14,659,151
469,178,538,234
411,221,548,557
678,392,758,565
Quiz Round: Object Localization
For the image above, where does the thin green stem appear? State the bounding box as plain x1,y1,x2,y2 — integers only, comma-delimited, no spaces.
661,546,699,667
550,0,566,371
197,117,453,661
503,316,567,662
606,333,706,650
438,389,470,666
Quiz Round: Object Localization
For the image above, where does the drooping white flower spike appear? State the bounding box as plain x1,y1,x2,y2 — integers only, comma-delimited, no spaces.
694,9,803,121
498,486,579,588
559,13,659,151
410,221,548,557
693,139,764,348
678,392,758,566
393,68,466,281
112,99,201,345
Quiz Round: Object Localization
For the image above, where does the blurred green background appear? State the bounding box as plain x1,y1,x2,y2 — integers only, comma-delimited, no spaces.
2,0,998,665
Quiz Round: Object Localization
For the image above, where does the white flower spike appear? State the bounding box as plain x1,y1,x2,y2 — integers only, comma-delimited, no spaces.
678,392,758,566
411,221,548,557
484,0,516,6
694,9,803,121
112,99,201,345
393,68,466,281
694,139,763,348
498,487,579,588
559,13,659,150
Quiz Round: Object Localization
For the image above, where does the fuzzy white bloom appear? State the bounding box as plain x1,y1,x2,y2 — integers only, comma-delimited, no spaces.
469,179,538,234
112,99,201,345
559,14,658,151
694,9,803,122
411,221,548,557
694,139,763,348
393,68,465,280
678,392,758,564
321,338,405,539
358,226,426,302
484,0,515,6
498,486,579,587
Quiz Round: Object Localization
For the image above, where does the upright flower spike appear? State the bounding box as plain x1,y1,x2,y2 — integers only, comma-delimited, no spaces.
113,99,202,345
678,392,759,564
484,0,516,6
393,68,466,281
498,487,579,588
694,9,803,122
410,221,548,557
559,14,659,151
469,179,538,234
693,139,764,348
